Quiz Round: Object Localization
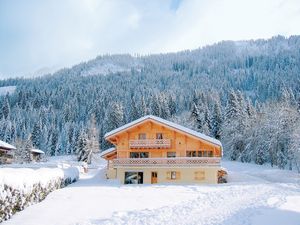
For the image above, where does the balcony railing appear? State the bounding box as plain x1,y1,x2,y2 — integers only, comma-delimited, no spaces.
112,157,220,168
129,139,171,149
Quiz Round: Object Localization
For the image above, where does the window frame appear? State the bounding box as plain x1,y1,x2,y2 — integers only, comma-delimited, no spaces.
171,171,176,180
167,152,176,158
130,152,149,158
138,133,146,140
156,133,163,139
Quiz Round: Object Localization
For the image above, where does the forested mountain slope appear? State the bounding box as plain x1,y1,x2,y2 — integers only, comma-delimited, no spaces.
1,35,300,170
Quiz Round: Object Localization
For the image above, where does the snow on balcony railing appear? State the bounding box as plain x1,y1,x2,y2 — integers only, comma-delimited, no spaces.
129,139,171,148
112,157,220,168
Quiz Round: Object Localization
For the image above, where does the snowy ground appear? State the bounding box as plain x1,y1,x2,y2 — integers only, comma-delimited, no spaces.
2,159,300,225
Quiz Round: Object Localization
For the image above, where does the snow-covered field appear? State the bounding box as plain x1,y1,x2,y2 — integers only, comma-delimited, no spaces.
2,160,300,225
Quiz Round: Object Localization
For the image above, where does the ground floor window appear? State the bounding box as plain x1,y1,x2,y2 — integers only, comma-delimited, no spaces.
171,171,176,179
124,172,143,184
194,171,205,180
167,171,181,180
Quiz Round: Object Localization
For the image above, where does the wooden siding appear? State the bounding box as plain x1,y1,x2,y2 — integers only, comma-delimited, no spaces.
109,121,221,158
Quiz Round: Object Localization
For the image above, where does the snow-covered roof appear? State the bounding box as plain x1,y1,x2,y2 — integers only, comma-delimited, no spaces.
30,148,45,154
0,140,16,150
104,115,222,147
99,147,116,157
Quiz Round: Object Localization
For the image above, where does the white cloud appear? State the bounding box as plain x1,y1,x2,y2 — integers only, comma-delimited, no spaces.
0,0,300,78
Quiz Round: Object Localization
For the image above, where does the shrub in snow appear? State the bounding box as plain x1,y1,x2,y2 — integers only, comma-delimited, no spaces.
0,167,79,222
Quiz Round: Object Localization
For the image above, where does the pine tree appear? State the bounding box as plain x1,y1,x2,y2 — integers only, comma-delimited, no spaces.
86,115,100,163
2,96,10,119
150,95,160,117
76,130,89,162
225,90,239,120
24,137,32,163
168,95,177,116
139,96,148,116
129,96,139,121
49,128,58,156
105,101,124,132
31,121,41,149
159,94,170,119
211,102,222,140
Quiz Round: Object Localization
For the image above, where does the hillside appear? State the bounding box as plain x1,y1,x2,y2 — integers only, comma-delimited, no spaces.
0,35,300,170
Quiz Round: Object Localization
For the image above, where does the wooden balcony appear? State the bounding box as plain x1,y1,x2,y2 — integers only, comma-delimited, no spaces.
129,139,171,149
112,157,220,168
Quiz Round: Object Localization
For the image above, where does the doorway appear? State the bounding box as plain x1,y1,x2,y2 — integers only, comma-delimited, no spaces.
151,172,158,184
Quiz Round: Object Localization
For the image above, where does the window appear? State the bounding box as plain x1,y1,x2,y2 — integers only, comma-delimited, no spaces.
138,133,146,140
171,171,176,180
140,152,149,158
167,152,176,158
130,152,149,158
187,150,214,157
125,172,143,184
186,151,197,157
167,171,180,180
156,133,163,139
130,152,139,158
194,171,205,181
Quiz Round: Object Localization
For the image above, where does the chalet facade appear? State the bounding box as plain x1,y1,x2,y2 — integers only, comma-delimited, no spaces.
101,115,224,184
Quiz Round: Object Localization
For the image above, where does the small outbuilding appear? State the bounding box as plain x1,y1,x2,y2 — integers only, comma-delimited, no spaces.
0,140,16,164
30,148,45,162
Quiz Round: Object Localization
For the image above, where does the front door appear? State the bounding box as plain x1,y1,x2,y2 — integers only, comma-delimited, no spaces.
151,172,158,184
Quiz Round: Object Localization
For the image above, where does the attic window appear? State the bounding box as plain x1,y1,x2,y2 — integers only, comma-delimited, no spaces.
156,133,163,139
138,133,146,140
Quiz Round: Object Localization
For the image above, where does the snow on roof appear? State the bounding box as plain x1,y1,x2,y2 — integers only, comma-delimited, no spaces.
104,115,222,147
0,140,16,150
30,148,45,154
99,147,116,157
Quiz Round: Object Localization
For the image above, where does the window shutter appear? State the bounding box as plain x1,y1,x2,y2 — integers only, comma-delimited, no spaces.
176,171,181,179
166,171,171,180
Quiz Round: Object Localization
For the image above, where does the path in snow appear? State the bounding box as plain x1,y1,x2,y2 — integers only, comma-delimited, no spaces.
3,160,300,225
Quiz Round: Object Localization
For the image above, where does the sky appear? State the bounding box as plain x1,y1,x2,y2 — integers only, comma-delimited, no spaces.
0,0,300,78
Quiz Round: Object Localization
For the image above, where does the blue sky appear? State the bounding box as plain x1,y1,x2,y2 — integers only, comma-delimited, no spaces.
0,0,300,78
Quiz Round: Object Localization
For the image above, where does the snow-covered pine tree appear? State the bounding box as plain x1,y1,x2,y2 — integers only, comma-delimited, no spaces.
1,95,11,119
24,137,32,163
31,121,41,149
49,128,58,156
150,95,161,117
159,93,171,119
105,101,124,132
211,101,222,140
76,130,89,162
222,90,247,160
168,95,177,116
139,95,148,117
86,115,100,164
129,96,140,121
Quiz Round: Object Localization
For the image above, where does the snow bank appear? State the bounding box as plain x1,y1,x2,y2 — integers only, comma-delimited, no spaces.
0,166,80,222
